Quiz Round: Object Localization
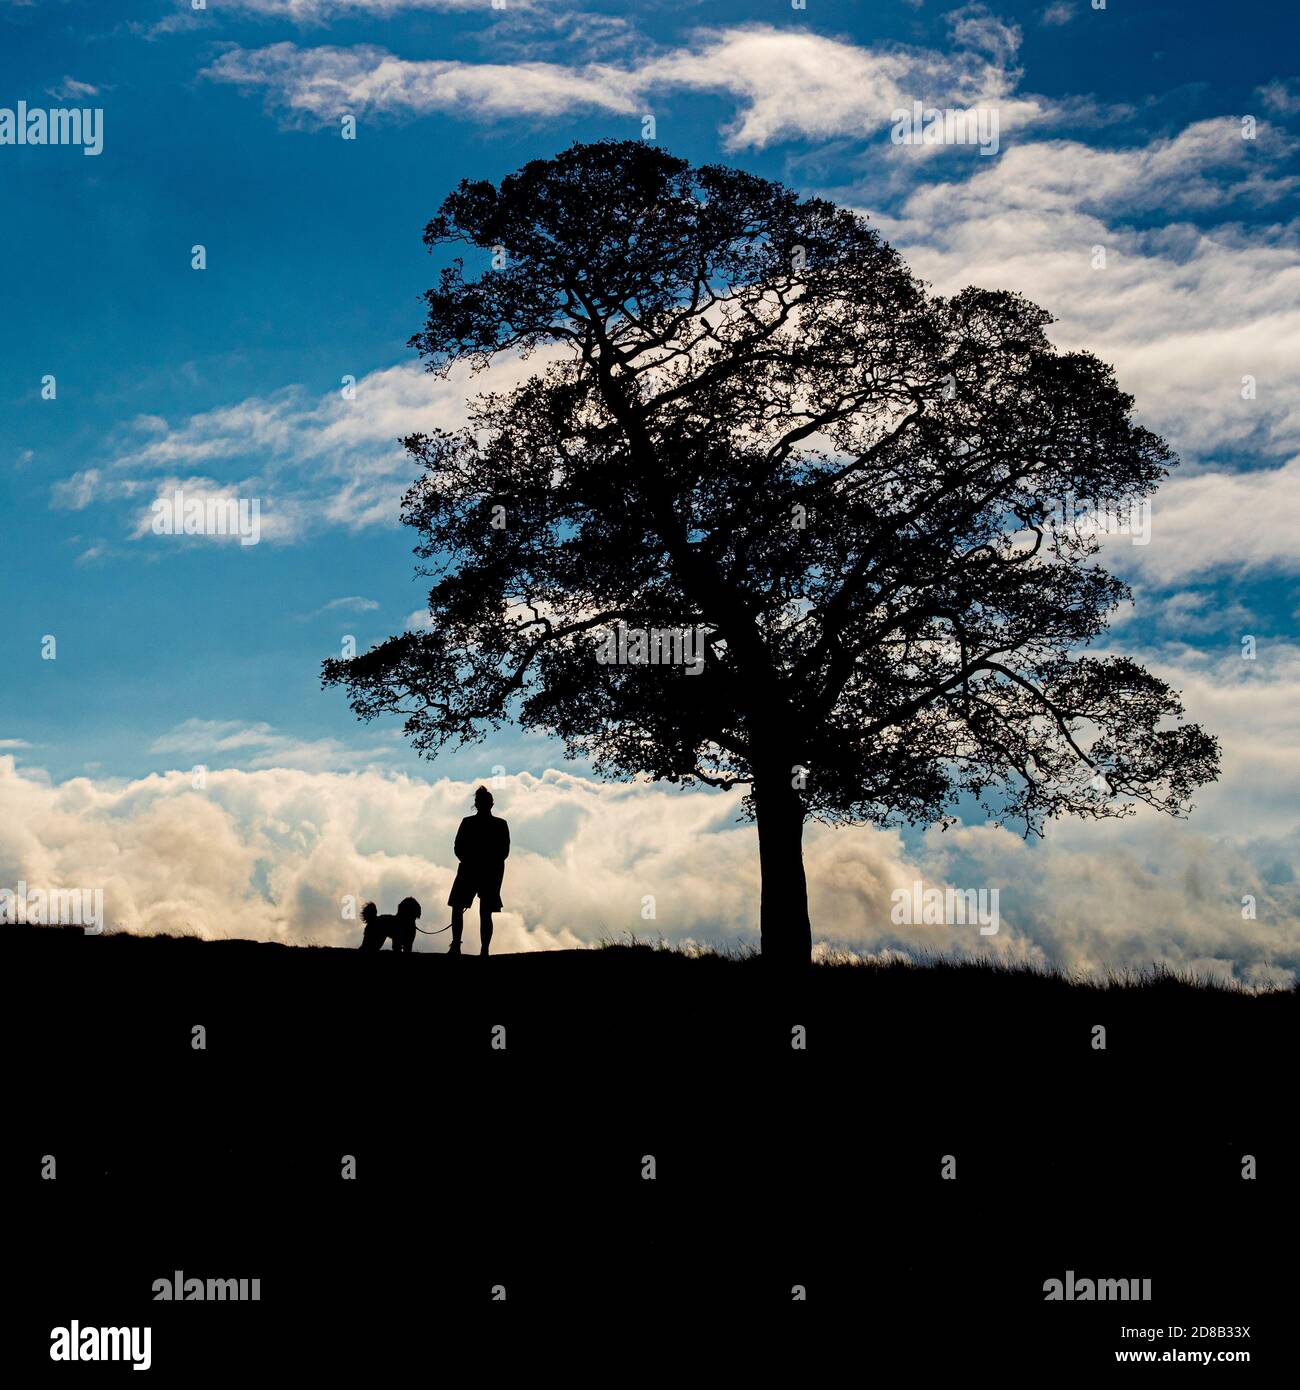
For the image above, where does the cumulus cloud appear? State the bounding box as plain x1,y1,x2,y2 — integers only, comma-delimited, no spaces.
61,112,1299,584
12,6,1289,989
920,819,1296,990
1136,642,1300,843
1135,457,1300,584
0,758,744,953
638,17,1051,151
867,119,1300,578
187,13,1300,587
57,102,1298,588
2,637,1296,986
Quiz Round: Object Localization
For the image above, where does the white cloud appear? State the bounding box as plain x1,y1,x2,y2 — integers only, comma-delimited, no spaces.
65,111,1300,583
202,19,1071,146
191,21,1300,587
921,818,1296,989
638,19,1049,151
147,718,399,772
145,0,542,39
1136,457,1300,584
1137,642,1300,842
145,0,510,31
62,94,1299,585
216,0,513,18
51,468,101,510
1150,590,1253,637
2,640,1297,984
866,120,1300,587
75,353,549,545
46,76,100,100
203,41,642,124
1257,78,1300,116
307,595,380,617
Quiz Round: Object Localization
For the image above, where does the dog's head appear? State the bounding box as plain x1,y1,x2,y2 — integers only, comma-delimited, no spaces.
396,897,422,922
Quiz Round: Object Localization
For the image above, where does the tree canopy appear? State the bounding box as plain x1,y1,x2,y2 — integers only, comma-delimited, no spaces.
323,140,1220,965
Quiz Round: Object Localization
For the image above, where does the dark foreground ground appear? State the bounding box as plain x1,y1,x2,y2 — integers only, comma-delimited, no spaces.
3,928,1293,1373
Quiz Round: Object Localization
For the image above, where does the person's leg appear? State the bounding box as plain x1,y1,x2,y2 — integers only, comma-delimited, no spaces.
479,906,493,956
449,905,464,954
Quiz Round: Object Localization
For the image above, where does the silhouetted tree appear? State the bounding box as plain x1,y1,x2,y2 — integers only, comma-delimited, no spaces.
323,140,1219,968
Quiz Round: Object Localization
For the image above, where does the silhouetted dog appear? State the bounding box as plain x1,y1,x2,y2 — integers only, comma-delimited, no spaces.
359,897,421,953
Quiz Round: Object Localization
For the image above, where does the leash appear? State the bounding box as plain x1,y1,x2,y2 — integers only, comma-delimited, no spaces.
415,922,454,935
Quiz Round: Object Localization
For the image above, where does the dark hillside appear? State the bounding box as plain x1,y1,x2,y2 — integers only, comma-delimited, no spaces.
4,928,1290,1363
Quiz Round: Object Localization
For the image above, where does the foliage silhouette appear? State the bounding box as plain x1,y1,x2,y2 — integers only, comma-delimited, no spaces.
323,140,1219,968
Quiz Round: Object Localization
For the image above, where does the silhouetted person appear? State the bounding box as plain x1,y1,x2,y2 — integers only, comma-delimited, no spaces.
359,898,421,953
447,787,509,956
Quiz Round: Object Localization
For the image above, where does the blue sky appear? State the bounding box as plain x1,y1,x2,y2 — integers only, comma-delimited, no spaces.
2,0,1298,976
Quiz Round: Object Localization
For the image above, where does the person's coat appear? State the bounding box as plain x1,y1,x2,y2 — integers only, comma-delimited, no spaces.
447,813,510,911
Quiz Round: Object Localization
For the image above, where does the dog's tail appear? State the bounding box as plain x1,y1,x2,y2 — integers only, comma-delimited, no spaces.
360,901,378,925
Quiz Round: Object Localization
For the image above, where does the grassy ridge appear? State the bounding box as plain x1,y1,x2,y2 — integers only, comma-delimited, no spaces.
9,923,1291,995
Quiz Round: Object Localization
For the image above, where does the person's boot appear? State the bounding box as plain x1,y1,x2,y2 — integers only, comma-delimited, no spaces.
447,939,461,955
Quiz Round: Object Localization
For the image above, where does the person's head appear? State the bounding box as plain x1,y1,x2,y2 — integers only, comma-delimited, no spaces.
474,786,494,813
397,897,422,922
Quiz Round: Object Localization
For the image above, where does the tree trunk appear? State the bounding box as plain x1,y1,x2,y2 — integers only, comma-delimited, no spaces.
753,768,812,968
